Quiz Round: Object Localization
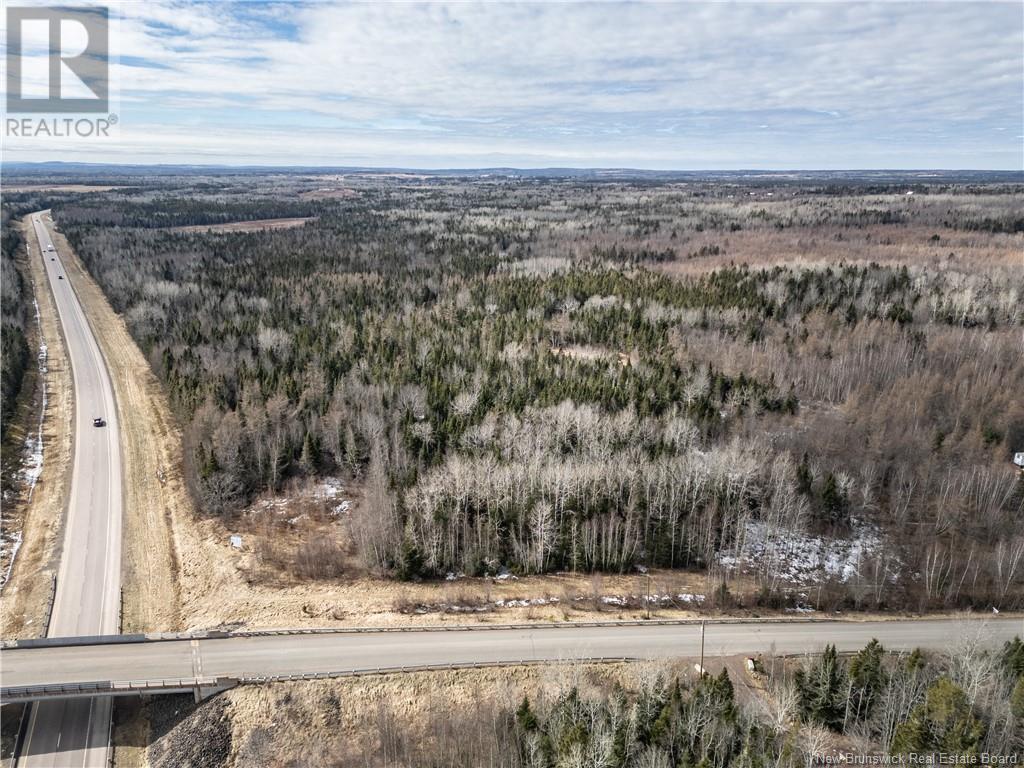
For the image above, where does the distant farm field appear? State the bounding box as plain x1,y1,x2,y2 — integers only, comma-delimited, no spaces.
166,216,316,233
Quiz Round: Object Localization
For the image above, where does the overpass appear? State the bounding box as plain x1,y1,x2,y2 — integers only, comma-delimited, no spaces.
2,616,1021,704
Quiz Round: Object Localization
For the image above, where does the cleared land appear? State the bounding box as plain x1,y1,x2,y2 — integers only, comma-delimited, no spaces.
165,217,315,234
1,185,128,194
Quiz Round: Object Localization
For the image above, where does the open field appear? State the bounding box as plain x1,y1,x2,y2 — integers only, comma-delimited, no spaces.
0,185,129,194
165,217,316,234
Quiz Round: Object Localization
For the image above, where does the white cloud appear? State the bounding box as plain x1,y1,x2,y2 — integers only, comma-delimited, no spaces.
5,1,1022,167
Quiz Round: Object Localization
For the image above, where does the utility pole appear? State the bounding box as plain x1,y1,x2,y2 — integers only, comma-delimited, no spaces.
699,619,706,677
646,571,651,620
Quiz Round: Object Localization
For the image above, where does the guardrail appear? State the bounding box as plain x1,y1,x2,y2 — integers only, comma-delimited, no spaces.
240,656,640,685
2,658,643,702
1,676,237,704
0,614,848,649
3,612,1018,651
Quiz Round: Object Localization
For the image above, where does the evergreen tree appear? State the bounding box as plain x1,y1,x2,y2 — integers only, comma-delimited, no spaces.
849,639,886,721
1011,677,1024,720
1001,637,1024,678
796,644,847,731
516,696,539,732
891,677,985,757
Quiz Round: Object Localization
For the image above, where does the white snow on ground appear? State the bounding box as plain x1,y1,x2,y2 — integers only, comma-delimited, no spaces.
312,478,352,515
599,593,705,607
3,298,48,591
21,301,47,498
251,478,353,517
718,519,898,585
407,592,706,614
313,478,344,500
1,532,22,590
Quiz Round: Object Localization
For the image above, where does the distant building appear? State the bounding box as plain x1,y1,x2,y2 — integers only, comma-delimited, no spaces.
1014,452,1024,469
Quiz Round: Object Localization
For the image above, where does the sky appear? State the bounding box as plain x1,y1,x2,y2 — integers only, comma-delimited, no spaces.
3,0,1022,169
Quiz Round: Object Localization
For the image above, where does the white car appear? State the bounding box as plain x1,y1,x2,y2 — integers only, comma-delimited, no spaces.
47,245,54,251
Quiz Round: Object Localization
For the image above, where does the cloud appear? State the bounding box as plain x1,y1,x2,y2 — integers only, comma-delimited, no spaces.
4,1,1022,167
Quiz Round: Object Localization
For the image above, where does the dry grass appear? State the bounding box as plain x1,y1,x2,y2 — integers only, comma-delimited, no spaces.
165,217,315,234
653,224,1023,275
298,187,359,200
226,661,689,766
1,185,128,193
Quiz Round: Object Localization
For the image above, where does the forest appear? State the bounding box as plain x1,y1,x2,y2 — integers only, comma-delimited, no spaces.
3,177,1022,608
0,206,32,487
468,637,1024,765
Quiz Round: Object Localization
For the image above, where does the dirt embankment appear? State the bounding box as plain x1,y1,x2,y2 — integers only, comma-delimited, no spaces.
124,662,646,767
0,218,74,639
48,219,182,633
118,655,766,767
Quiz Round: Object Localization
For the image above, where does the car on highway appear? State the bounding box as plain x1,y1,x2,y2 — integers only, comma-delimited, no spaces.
58,275,64,279
93,417,106,427
47,245,54,251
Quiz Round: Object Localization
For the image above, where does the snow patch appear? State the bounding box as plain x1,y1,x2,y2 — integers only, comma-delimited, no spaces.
1,532,23,589
405,590,705,615
313,478,344,500
21,300,47,497
718,519,898,585
3,297,48,590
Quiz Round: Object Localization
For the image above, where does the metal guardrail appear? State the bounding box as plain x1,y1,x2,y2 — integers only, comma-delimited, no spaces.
1,657,644,703
3,612,1019,651
240,656,640,685
0,614,851,649
6,633,147,650
1,676,237,703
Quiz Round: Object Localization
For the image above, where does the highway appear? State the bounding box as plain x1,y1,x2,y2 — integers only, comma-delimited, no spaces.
18,213,123,767
3,617,1021,694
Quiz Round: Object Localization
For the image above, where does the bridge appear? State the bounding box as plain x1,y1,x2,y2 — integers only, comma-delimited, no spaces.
2,616,1020,704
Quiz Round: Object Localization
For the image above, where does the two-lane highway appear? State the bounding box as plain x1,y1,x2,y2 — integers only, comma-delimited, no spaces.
19,213,123,767
3,617,1021,695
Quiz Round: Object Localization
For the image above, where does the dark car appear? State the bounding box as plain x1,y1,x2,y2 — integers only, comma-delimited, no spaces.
58,275,64,280
93,417,106,427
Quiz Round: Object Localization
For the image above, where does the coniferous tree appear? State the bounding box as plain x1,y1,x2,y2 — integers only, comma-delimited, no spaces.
796,644,847,731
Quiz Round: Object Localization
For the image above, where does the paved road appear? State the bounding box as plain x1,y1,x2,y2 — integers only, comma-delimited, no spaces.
3,617,1020,692
19,213,123,767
